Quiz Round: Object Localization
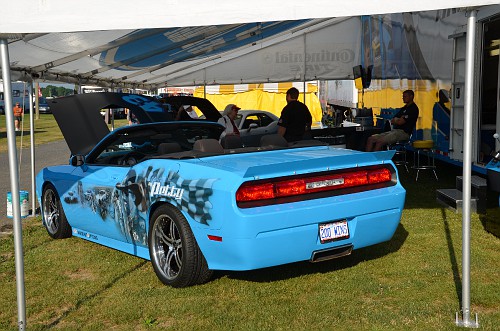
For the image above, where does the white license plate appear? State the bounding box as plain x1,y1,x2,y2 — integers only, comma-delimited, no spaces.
319,220,349,243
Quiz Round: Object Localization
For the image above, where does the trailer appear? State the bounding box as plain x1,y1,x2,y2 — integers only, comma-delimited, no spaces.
324,7,500,210
0,81,32,114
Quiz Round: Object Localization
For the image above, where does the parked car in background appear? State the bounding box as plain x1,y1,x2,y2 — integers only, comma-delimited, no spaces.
37,97,51,114
233,110,279,146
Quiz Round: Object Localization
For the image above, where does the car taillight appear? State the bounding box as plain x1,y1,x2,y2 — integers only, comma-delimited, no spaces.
236,166,393,206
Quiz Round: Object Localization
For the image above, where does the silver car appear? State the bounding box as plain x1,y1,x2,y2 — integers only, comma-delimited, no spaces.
233,110,279,146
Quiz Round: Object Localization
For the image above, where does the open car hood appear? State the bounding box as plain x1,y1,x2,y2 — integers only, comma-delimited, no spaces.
49,93,166,156
50,93,223,156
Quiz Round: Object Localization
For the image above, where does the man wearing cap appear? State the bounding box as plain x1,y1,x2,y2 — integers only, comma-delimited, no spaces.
278,87,312,142
13,102,24,131
218,104,241,138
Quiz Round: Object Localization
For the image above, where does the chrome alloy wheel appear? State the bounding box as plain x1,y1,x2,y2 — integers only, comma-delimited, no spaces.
42,187,60,235
151,215,183,280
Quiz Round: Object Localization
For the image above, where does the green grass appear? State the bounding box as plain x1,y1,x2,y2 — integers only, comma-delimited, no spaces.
1,148,499,330
0,114,128,153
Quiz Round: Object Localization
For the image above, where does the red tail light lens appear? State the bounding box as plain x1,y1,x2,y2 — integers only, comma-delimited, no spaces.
236,166,393,204
368,168,392,183
235,182,275,201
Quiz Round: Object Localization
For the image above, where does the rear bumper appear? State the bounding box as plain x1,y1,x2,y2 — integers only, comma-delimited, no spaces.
196,188,405,271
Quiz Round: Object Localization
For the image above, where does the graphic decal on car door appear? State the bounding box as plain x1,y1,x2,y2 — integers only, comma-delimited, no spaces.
62,165,217,246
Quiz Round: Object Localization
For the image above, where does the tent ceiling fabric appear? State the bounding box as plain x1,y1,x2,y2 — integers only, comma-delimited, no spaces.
0,1,498,89
4,19,358,89
0,0,496,33
165,18,362,86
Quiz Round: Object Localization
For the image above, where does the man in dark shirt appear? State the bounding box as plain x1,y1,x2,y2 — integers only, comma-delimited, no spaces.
278,87,313,142
365,89,419,151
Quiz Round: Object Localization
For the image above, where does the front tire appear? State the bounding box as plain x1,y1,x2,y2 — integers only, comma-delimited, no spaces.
42,183,72,239
148,205,212,287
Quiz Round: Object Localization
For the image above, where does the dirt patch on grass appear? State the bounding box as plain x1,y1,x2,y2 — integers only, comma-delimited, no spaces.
0,251,13,263
0,223,13,237
64,268,96,281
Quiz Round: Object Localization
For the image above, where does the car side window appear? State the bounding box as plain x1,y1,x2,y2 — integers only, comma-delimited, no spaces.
242,115,260,129
259,114,274,127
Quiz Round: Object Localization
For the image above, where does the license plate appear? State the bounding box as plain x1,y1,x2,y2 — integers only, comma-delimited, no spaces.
319,220,349,243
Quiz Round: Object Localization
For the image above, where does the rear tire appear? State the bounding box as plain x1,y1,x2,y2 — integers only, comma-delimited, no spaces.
148,204,212,287
42,183,72,239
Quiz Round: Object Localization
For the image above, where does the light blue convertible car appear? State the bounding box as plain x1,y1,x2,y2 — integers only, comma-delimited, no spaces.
36,93,406,287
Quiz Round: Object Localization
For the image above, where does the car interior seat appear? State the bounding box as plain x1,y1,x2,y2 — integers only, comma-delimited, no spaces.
158,142,182,154
260,134,289,148
220,134,243,149
193,138,224,153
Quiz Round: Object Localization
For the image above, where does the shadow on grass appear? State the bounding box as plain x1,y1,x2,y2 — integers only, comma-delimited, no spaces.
399,159,464,210
479,208,500,239
441,208,462,306
44,260,148,329
0,129,48,139
222,223,408,284
439,205,499,309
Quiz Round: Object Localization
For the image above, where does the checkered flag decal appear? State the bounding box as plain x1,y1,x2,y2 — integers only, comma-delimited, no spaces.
166,171,217,225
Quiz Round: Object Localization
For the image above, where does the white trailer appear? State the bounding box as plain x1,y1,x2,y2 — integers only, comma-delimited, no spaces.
0,81,32,114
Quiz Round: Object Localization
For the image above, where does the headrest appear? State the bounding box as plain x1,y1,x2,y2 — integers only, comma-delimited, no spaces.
193,139,224,153
158,142,182,154
260,134,288,148
220,134,243,149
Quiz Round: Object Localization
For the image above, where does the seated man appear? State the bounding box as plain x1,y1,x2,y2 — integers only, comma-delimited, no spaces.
365,90,419,151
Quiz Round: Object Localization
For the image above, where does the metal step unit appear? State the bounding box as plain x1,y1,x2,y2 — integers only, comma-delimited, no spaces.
436,175,487,214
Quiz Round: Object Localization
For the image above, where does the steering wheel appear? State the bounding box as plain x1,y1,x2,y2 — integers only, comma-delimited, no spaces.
117,151,145,166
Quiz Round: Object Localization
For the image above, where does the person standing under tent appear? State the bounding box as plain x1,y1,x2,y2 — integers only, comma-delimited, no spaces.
218,104,241,139
185,105,199,119
176,105,197,121
277,87,312,142
127,109,139,125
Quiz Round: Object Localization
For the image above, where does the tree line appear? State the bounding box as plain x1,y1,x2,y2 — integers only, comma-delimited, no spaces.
40,85,75,98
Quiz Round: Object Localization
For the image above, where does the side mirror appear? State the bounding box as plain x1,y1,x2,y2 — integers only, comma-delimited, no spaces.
70,154,85,166
248,123,258,131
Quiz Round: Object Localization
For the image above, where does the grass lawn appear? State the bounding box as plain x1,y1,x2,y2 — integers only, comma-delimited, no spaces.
0,137,499,330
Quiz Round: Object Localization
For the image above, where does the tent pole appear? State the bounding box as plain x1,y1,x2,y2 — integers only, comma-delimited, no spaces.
29,81,36,217
303,34,306,104
0,38,27,331
34,81,39,119
456,9,479,328
204,69,207,99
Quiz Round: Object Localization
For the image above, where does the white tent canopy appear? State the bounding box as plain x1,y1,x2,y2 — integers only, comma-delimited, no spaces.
2,1,498,330
0,0,497,33
0,0,497,89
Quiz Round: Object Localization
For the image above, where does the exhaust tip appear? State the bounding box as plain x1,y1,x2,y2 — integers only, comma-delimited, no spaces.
310,244,353,263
